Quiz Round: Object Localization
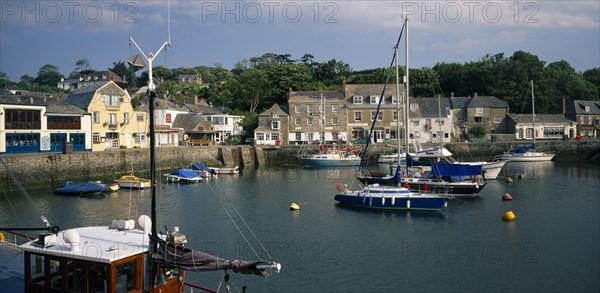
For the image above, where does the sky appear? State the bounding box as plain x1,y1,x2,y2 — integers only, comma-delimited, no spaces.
1,1,599,82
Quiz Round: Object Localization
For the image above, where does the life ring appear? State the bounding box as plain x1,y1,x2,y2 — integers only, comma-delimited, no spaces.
336,182,342,192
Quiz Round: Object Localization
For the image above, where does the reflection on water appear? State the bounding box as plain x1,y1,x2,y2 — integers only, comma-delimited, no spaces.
0,161,598,292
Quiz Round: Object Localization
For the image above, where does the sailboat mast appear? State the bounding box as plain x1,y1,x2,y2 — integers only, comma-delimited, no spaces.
394,46,401,163
404,16,410,153
531,80,535,145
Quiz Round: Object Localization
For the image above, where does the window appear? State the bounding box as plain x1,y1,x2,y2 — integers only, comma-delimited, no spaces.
93,132,101,143
47,116,81,129
331,105,339,112
476,107,484,115
271,132,280,141
392,95,399,104
526,128,534,139
474,117,482,123
307,105,314,114
116,260,138,292
102,94,121,107
295,132,302,141
371,111,382,121
493,116,501,123
256,133,265,140
29,254,45,286
136,113,144,122
4,109,41,129
272,113,279,118
370,96,381,104
307,118,314,125
294,105,301,113
67,260,85,292
410,103,418,111
272,121,280,129
93,111,100,123
134,132,145,144
393,111,398,121
585,106,590,112
354,111,362,121
294,118,300,125
353,96,363,104
123,112,129,124
332,117,338,125
108,113,117,125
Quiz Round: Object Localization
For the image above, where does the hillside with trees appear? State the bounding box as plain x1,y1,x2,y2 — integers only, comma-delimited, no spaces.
2,51,599,118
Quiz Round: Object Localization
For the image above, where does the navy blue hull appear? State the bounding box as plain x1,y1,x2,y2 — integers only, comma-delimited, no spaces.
334,193,447,211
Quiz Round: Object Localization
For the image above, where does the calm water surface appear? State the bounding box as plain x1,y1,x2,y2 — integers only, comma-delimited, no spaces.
1,161,599,292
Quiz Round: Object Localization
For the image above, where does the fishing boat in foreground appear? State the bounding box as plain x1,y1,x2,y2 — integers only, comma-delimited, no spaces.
164,169,203,183
114,175,152,189
53,181,106,195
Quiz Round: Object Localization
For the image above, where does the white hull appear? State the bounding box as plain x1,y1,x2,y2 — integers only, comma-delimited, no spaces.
378,153,406,163
503,153,555,162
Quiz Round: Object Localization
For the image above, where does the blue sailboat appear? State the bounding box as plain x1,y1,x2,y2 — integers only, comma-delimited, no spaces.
335,17,448,211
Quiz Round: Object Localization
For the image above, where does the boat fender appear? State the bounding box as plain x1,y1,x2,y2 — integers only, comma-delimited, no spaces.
404,182,410,189
369,196,372,206
424,182,429,192
407,199,411,209
336,182,342,192
0,231,4,241
391,197,395,206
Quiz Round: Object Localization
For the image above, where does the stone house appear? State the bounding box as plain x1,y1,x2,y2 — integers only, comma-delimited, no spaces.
344,83,407,143
450,95,510,141
171,113,214,146
564,100,600,138
254,104,289,145
176,74,203,87
67,81,147,151
288,90,347,144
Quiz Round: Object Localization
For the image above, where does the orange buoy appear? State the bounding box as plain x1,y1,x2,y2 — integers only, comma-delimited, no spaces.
505,177,513,183
502,193,513,201
502,211,516,221
336,182,342,192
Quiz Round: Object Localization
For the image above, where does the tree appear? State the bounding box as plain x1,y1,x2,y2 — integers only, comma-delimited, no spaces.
111,61,135,89
0,71,8,81
468,123,487,138
75,59,90,72
20,74,34,86
582,68,600,99
234,68,271,112
34,64,63,86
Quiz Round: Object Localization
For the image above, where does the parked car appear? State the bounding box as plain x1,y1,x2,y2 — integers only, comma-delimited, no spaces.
244,138,255,145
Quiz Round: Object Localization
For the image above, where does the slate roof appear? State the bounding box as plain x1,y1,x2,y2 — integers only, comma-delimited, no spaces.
184,99,223,115
288,91,345,103
67,81,125,111
45,100,88,115
450,96,508,109
509,114,574,124
410,97,452,118
344,84,405,98
259,104,289,116
564,100,600,115
0,94,63,105
172,113,214,133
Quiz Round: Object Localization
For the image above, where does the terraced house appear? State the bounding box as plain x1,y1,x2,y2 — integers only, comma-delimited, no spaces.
67,81,148,151
288,90,348,144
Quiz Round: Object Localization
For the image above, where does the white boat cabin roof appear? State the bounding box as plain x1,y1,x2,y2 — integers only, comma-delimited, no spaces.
20,225,151,264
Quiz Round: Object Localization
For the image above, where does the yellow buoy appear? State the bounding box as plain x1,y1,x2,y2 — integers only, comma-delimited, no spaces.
289,203,300,211
505,177,513,183
0,231,4,241
502,211,516,221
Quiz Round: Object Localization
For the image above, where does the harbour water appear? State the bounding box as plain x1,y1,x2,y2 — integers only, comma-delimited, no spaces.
1,161,599,292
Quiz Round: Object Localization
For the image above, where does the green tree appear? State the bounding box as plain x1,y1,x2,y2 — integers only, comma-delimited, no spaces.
468,123,487,138
35,64,64,86
234,68,271,112
410,67,440,97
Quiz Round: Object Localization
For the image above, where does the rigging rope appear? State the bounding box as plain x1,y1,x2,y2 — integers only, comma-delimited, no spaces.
204,178,273,261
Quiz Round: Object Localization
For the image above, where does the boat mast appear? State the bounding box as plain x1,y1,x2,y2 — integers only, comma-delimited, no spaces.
531,80,536,146
128,37,170,249
404,16,410,154
394,45,401,165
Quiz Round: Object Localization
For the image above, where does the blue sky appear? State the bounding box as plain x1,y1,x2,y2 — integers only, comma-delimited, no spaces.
1,1,599,82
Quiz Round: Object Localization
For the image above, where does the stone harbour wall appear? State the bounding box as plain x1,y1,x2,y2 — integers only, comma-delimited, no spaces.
1,141,598,188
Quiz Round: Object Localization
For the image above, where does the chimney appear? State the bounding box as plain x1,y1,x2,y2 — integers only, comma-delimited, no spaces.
450,92,454,98
562,96,566,114
474,93,478,98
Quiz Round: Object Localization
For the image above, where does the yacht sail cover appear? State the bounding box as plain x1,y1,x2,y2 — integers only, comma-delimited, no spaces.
152,239,279,277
